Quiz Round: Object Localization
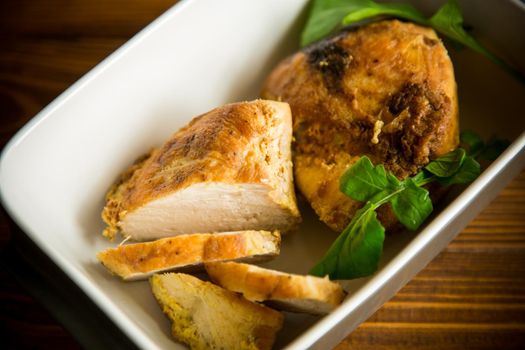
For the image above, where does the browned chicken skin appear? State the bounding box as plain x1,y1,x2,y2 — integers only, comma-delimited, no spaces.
262,20,459,232
102,100,300,241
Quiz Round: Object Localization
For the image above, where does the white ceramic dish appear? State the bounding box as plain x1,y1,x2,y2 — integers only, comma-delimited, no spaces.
1,0,524,349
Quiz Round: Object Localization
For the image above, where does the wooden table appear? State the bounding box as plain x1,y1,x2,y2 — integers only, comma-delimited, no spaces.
1,1,524,349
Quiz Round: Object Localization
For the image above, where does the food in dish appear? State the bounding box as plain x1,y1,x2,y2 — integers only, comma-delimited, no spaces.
96,12,476,350
150,273,284,350
97,230,280,280
101,100,300,241
97,20,460,347
262,20,458,232
206,261,345,315
97,100,301,348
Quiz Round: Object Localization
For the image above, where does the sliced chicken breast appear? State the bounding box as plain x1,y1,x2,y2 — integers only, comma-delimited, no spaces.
97,230,280,280
102,100,300,241
206,262,346,315
262,20,458,232
150,273,283,350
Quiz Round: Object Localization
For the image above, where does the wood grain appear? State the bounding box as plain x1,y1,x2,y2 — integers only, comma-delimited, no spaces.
0,1,524,349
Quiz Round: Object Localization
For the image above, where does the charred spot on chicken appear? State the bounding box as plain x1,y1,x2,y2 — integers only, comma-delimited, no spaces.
306,40,353,93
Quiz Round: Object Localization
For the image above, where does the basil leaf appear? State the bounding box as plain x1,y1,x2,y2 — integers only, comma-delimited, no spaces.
341,1,426,26
460,131,509,160
411,170,433,187
425,148,466,177
386,173,401,187
302,0,426,46
340,156,389,201
302,0,367,47
301,0,522,81
428,0,504,68
460,130,485,156
440,155,480,185
310,203,385,279
391,179,433,231
311,144,485,279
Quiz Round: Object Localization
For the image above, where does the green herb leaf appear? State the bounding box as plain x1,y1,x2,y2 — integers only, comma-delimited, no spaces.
386,172,403,188
428,0,504,68
314,145,485,279
301,0,522,81
302,0,426,47
423,148,480,185
310,203,385,279
439,155,480,185
460,131,510,161
425,148,466,177
341,1,426,26
411,170,431,185
301,0,367,47
340,156,389,201
460,130,484,156
390,179,433,231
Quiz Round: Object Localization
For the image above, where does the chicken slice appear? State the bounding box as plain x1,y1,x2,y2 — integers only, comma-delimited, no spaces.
97,230,280,281
150,273,283,350
206,262,346,315
102,100,300,241
262,20,458,232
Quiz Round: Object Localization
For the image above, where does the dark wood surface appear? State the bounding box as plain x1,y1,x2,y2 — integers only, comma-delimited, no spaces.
0,1,524,349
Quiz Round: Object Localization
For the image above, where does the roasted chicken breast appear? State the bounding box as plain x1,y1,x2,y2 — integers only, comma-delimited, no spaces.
206,261,346,315
150,273,283,350
98,230,281,280
262,20,458,232
102,100,300,241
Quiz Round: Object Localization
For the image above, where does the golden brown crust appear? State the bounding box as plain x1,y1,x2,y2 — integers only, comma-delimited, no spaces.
102,100,300,239
261,20,458,231
101,152,153,240
97,230,281,280
206,262,346,315
150,273,283,350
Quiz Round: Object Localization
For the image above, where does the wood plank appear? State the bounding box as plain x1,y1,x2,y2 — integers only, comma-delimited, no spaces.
0,0,175,38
